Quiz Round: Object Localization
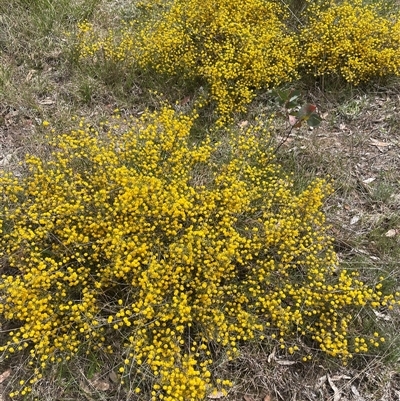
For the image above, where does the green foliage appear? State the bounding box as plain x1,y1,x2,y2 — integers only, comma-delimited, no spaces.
272,89,322,128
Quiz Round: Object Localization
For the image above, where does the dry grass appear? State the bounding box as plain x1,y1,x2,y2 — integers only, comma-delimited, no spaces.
1,0,400,400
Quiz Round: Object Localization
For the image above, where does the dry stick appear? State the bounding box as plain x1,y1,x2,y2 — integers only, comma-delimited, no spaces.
272,123,296,156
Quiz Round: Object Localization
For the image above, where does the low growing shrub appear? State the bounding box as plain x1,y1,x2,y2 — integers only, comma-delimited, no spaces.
0,108,397,399
300,0,400,84
76,0,298,123
75,0,400,118
136,0,299,121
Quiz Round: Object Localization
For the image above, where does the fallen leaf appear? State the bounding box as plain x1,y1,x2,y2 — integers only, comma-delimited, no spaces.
356,248,368,255
275,359,296,366
288,115,298,126
351,385,365,401
373,310,391,321
385,229,397,237
276,136,294,145
327,374,341,401
267,347,276,363
330,374,351,381
180,96,191,106
208,391,225,399
362,177,376,184
39,98,54,105
0,370,11,384
350,215,360,225
315,375,327,390
0,154,12,167
109,371,118,383
370,138,391,151
91,379,110,391
80,381,92,394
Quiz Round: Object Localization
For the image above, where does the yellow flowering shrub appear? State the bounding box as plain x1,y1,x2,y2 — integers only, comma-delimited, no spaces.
76,0,298,122
300,0,400,84
0,107,397,399
75,0,400,111
76,20,137,65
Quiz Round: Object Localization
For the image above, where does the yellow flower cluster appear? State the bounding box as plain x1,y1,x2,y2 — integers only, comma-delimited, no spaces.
76,20,136,64
0,108,397,398
300,0,400,84
75,0,400,108
137,0,299,121
76,0,298,122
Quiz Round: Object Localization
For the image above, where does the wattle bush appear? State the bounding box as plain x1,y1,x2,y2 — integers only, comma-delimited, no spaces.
76,0,400,105
299,0,400,84
76,0,298,123
0,107,397,399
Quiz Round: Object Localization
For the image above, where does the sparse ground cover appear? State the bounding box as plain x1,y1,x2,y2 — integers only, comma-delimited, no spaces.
1,0,400,400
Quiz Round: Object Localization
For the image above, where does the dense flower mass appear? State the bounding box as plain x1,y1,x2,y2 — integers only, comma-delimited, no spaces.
76,0,400,109
299,0,400,83
0,107,397,399
135,0,299,120
76,0,298,122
